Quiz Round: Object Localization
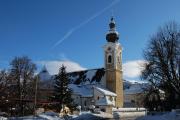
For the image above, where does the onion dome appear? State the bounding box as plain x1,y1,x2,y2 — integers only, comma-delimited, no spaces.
106,17,119,43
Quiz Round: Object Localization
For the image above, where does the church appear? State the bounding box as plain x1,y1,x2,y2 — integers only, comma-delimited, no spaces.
38,17,146,112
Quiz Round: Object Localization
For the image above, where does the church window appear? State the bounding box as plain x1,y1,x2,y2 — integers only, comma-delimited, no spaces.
109,96,113,101
84,101,87,106
97,96,100,100
108,47,111,51
108,55,112,63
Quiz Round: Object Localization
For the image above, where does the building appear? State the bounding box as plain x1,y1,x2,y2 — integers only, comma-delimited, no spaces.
38,17,147,112
104,17,123,107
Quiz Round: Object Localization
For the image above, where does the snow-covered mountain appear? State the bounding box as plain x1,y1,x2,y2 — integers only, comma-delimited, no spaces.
38,68,148,94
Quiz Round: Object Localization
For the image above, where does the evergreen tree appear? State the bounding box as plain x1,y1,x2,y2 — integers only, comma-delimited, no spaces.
52,65,75,112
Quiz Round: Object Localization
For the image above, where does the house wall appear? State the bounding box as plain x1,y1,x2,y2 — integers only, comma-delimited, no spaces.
71,94,81,105
71,94,94,110
94,88,105,103
124,93,145,108
99,105,113,113
81,97,93,110
93,88,116,106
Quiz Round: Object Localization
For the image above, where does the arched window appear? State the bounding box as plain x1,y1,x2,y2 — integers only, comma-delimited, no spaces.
84,101,87,106
97,96,100,100
108,55,112,63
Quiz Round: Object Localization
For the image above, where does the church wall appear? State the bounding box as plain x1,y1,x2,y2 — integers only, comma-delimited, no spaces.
80,97,93,110
71,94,81,106
93,88,105,103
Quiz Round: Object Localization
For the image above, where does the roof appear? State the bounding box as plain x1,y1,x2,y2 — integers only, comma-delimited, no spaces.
69,84,93,97
68,68,105,85
38,66,51,81
124,83,148,94
38,67,149,95
94,86,117,96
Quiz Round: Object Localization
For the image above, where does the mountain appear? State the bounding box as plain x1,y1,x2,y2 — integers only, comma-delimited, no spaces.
38,68,148,94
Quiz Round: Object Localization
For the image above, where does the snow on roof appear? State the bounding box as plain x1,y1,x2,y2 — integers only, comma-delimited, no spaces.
124,83,145,94
38,66,51,81
85,70,96,81
94,86,117,96
106,31,119,35
69,84,93,97
68,68,105,85
159,89,165,94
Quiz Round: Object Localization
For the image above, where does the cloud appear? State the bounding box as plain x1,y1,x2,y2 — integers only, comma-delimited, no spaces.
38,60,86,75
52,0,120,49
122,60,147,78
37,59,146,79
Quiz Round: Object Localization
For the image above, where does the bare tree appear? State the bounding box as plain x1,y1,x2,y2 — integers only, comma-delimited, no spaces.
9,56,36,116
0,70,8,95
141,22,180,110
0,70,9,112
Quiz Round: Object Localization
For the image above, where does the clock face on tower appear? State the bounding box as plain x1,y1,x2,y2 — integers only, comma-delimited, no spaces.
107,47,111,51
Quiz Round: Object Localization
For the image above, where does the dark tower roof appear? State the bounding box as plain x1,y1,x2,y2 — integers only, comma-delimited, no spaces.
106,17,119,43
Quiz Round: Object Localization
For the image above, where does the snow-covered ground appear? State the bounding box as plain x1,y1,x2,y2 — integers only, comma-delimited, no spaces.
0,116,8,120
8,112,63,120
6,110,180,120
137,111,180,120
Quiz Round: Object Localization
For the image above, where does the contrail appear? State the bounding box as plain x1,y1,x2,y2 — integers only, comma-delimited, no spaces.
52,0,120,49
52,28,75,48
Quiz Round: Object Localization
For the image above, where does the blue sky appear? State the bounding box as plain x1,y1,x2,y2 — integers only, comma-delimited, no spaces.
0,0,180,81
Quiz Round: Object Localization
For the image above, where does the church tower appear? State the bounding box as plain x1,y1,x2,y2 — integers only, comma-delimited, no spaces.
104,17,123,107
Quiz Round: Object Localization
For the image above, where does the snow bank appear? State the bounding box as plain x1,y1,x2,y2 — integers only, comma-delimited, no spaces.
71,111,112,120
0,116,8,120
137,111,180,120
113,107,146,112
112,108,146,119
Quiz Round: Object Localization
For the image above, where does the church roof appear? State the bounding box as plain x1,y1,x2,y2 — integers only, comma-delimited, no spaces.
38,67,148,95
69,84,93,97
68,68,105,85
94,86,117,96
106,17,119,43
69,84,117,98
38,66,51,81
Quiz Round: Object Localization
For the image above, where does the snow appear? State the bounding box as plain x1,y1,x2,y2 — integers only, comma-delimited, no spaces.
94,86,117,96
107,30,119,35
71,111,113,120
124,83,145,94
69,84,93,97
85,70,97,83
38,66,52,81
38,114,61,120
0,116,7,120
8,110,180,120
113,107,146,112
137,111,179,120
9,112,62,120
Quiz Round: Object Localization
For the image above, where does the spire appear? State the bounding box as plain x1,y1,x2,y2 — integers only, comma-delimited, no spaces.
41,65,48,73
106,17,119,43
